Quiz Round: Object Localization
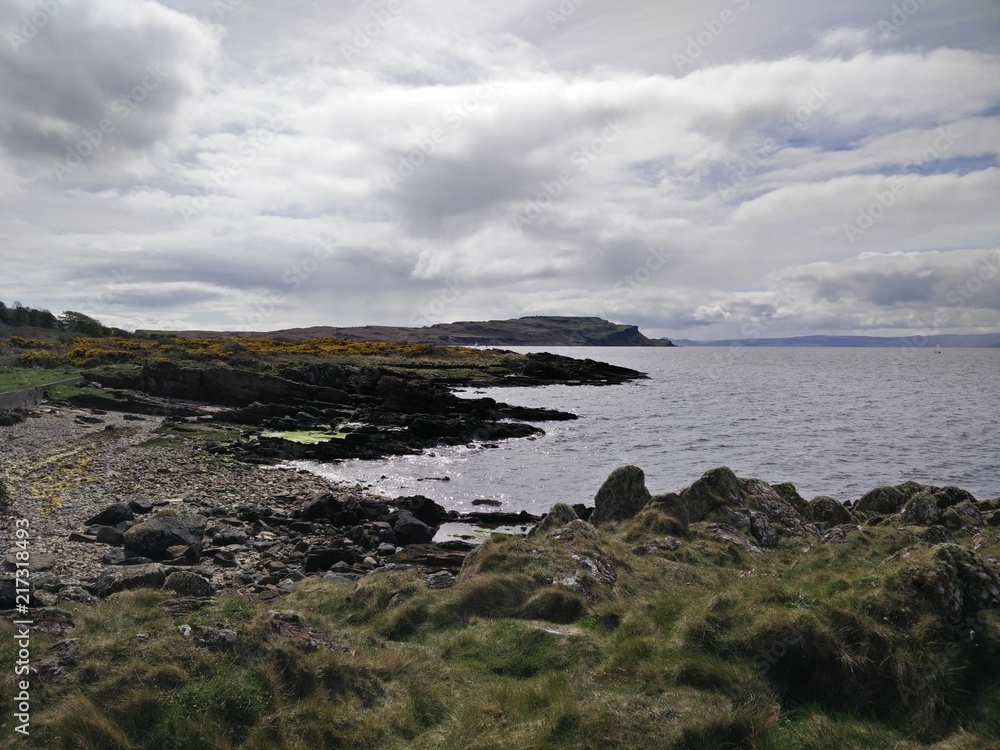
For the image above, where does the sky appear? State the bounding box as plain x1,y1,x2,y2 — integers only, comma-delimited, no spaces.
0,0,998,340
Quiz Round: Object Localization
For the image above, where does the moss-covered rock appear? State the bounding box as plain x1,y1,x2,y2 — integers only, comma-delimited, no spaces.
592,465,651,523
528,502,578,537
809,496,854,526
681,467,743,522
899,491,941,526
855,481,923,515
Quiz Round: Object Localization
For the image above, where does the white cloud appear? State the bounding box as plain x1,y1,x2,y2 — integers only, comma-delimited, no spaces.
0,0,998,338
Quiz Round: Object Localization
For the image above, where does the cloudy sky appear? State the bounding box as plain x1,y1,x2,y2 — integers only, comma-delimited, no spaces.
1,0,998,339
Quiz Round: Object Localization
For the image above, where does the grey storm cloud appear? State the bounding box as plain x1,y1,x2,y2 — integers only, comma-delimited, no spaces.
0,0,998,337
0,0,217,167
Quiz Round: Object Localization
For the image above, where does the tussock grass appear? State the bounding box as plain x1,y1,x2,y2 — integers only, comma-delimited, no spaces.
6,520,1000,749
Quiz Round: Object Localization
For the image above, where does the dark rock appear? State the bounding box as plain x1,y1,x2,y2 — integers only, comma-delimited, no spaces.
922,526,956,545
85,503,134,526
212,529,249,546
702,524,764,554
377,542,397,556
101,549,152,566
592,465,652,524
393,495,448,525
771,482,811,517
56,587,97,605
393,511,436,544
90,563,167,597
681,467,743,522
855,481,923,515
94,526,125,546
164,571,213,598
289,521,314,534
211,550,238,567
0,577,28,608
123,509,207,560
127,499,156,514
472,498,503,507
932,486,978,509
810,496,854,527
304,547,358,572
68,532,99,544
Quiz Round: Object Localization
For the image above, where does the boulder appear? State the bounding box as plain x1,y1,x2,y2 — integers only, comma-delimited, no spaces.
809,496,854,527
592,465,652,524
123,509,207,560
913,544,1000,628
680,467,742,522
393,511,436,545
741,478,816,538
300,493,341,521
90,563,167,598
899,491,941,526
771,482,811,517
393,495,448,525
164,571,213,598
304,547,358,572
529,503,579,537
85,503,134,526
648,492,690,531
94,526,125,546
855,481,923,515
941,501,983,532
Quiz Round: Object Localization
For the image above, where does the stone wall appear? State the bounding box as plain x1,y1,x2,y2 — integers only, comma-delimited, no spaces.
0,377,83,410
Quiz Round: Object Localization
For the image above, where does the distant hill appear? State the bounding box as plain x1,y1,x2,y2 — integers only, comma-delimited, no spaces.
671,333,1000,348
156,317,674,347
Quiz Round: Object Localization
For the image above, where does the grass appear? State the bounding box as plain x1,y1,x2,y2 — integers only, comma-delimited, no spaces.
3,517,1000,749
0,366,79,393
258,430,348,444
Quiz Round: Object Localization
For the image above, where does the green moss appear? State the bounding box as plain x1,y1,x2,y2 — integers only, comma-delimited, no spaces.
258,429,348,444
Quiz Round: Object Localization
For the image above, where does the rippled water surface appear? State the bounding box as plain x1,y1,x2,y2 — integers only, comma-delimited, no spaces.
298,347,1000,513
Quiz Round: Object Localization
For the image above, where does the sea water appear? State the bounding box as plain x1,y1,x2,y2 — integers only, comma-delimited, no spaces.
296,347,1000,513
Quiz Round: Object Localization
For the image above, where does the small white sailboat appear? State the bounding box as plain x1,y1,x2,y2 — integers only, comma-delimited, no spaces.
935,342,942,354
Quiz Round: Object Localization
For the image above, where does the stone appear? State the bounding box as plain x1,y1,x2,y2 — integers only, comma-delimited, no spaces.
393,494,448,524
56,586,98,605
178,624,237,651
855,481,922,515
304,547,358,572
809,496,854,527
900,491,941,526
377,543,397,556
164,571,213,597
528,503,579,537
212,529,248,546
90,563,167,597
95,526,125,546
128,499,156,514
629,537,683,555
393,511,436,545
301,493,342,521
941,501,983,532
680,467,743,522
85,503,134,526
592,465,652,524
123,509,207,560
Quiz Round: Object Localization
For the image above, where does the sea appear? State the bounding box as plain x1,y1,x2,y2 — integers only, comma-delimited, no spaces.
295,346,1000,514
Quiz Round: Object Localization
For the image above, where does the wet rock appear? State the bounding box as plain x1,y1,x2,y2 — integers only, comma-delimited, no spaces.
85,503,134,526
393,511,435,545
123,509,206,560
809,496,854,527
592,465,652,524
164,570,213,598
393,494,448,525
